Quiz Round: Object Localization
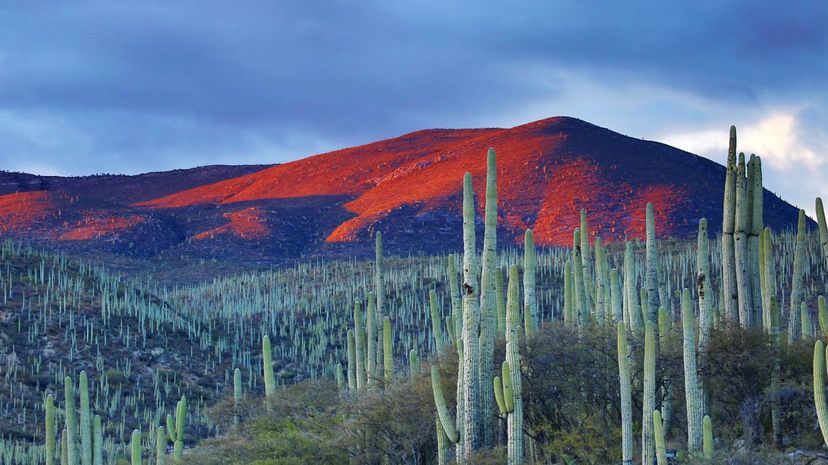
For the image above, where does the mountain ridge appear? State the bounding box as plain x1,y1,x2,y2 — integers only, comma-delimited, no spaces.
0,116,806,266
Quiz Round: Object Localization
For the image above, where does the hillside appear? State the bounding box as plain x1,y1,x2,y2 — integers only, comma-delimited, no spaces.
0,117,804,266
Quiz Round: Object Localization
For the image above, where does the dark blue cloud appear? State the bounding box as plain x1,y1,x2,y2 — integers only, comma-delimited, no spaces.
0,0,826,180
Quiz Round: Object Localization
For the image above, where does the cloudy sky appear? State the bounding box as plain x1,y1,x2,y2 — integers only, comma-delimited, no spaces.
1,1,826,214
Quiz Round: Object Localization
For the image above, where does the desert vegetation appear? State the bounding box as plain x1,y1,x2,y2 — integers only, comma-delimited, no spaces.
1,127,828,464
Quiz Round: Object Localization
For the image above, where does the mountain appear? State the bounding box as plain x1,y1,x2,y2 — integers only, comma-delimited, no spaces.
0,117,804,265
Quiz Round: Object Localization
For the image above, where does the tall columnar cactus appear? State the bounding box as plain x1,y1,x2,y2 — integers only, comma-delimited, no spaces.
409,349,419,377
430,290,446,357
580,209,595,311
573,229,589,325
682,289,703,454
653,410,667,465
436,416,448,465
563,260,573,326
734,152,753,326
813,339,828,448
93,416,102,465
156,426,166,465
802,302,814,339
697,219,713,351
817,197,828,264
789,209,807,342
165,398,187,462
64,376,78,465
594,237,607,321
523,229,537,336
366,293,377,387
461,172,482,454
479,148,498,447
505,264,524,465
624,242,642,332
617,322,633,465
748,155,764,323
448,255,462,342
762,228,778,331
645,203,660,324
496,268,506,335
610,269,623,323
61,428,68,465
703,415,714,460
375,231,384,320
819,296,828,340
79,371,92,465
262,335,276,398
642,321,656,465
131,430,141,465
234,368,242,427
46,394,56,465
722,126,739,322
347,330,356,390
383,316,393,383
354,299,366,390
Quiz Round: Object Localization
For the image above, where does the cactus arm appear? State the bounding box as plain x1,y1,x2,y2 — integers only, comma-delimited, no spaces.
383,317,393,384
431,365,459,444
653,410,667,465
814,340,828,448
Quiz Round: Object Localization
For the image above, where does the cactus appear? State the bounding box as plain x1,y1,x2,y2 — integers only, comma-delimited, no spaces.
347,330,356,390
722,126,739,322
431,365,459,444
802,302,813,339
436,416,448,465
734,152,754,326
642,321,656,465
172,395,187,462
478,148,499,447
617,322,633,465
813,339,828,447
375,231,384,319
79,371,92,465
64,376,78,465
366,293,377,387
354,299,366,390
819,296,828,340
383,316,393,383
624,242,642,332
262,335,276,398
594,236,607,321
645,203,660,324
563,260,573,325
496,268,506,335
92,416,102,465
682,289,703,453
610,269,623,323
131,429,141,465
580,209,596,311
697,219,713,351
448,255,462,343
653,410,667,465
748,155,764,325
817,197,828,264
156,426,166,465
573,229,588,324
409,349,419,377
523,229,537,336
61,429,68,465
46,394,56,465
762,228,777,331
789,210,807,342
234,368,242,427
461,172,481,454
703,415,714,460
505,264,524,465
430,290,445,358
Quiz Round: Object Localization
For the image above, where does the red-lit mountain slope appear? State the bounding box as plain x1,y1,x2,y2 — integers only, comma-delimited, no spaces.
0,117,805,263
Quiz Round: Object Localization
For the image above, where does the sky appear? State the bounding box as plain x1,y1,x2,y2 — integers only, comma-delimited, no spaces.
0,1,826,214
